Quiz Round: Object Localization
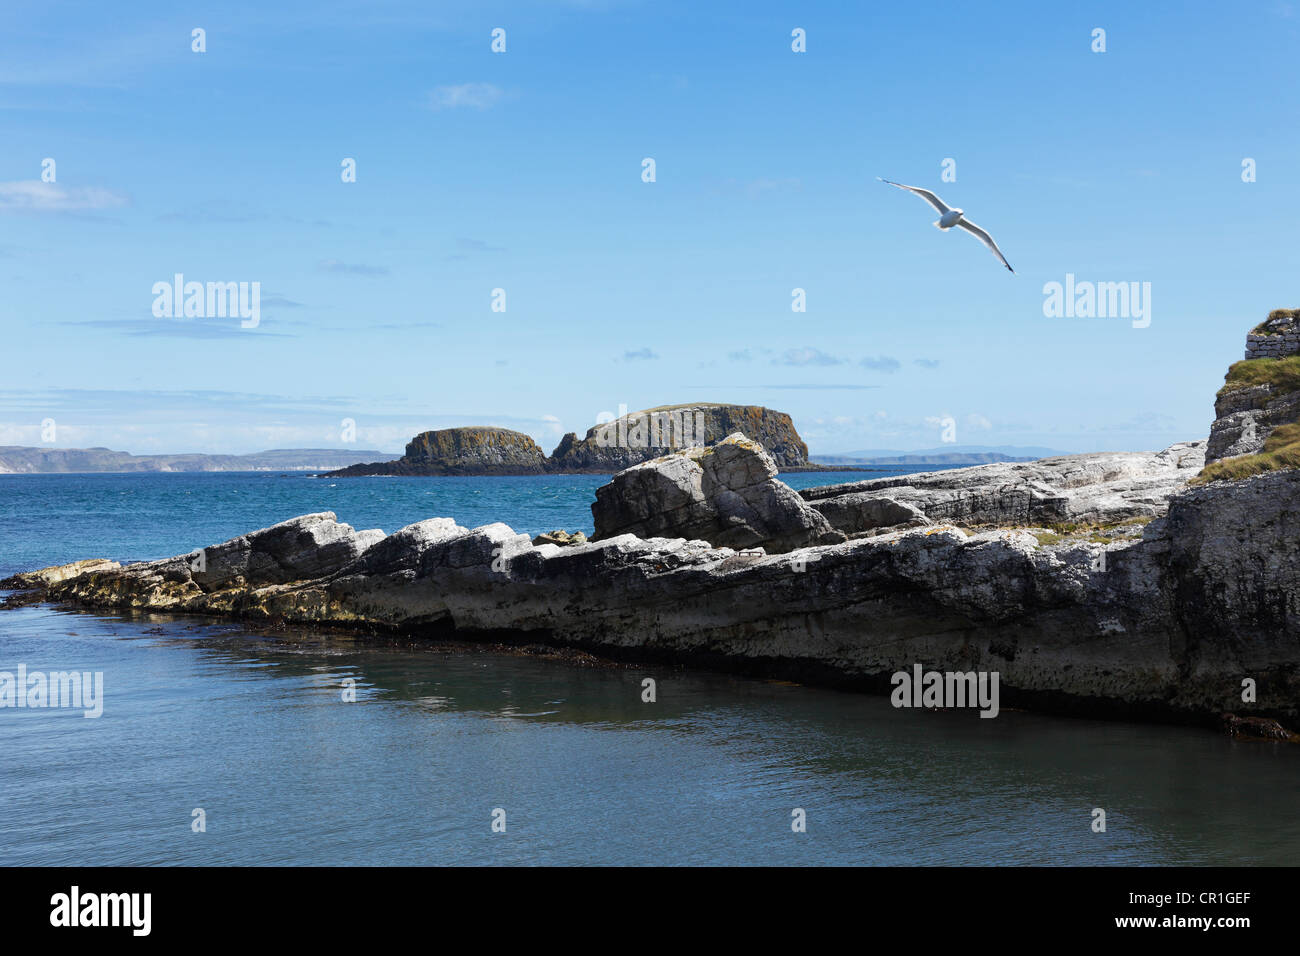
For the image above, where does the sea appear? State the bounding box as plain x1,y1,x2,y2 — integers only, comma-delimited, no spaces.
1,471,1297,866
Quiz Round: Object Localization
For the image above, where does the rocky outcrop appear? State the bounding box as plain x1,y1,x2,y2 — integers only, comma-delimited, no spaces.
8,323,1300,731
801,442,1206,534
329,427,549,477
809,495,930,535
3,514,388,605
531,530,587,547
1221,714,1299,741
1204,310,1300,466
1205,380,1300,464
10,465,1299,727
548,404,810,472
184,512,386,590
324,405,815,477
1,558,120,589
590,433,844,553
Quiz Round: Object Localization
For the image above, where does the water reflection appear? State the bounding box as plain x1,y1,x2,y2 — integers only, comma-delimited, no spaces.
1,603,1297,866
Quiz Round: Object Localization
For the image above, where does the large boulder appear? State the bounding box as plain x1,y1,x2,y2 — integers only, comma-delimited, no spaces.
186,512,387,591
590,432,844,553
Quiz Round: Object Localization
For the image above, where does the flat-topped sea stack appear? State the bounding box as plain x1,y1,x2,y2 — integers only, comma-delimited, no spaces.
549,404,811,472
330,427,548,477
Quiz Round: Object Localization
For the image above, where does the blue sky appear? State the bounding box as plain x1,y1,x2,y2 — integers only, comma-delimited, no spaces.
3,0,1298,457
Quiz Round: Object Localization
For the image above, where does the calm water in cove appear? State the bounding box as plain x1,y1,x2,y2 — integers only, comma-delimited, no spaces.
2,472,1298,866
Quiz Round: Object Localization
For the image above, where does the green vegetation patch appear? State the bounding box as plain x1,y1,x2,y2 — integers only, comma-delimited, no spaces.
1194,421,1300,484
1022,517,1152,548
1218,356,1300,400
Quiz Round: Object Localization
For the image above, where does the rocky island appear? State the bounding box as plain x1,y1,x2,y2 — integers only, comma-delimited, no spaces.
328,426,550,477
6,317,1299,736
325,403,822,476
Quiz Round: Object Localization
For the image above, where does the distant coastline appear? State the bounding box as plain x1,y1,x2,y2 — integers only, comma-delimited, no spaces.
0,447,400,474
0,404,1060,476
0,444,1051,475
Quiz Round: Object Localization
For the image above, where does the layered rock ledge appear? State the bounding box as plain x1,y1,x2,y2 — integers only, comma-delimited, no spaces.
801,442,1207,535
5,463,1298,730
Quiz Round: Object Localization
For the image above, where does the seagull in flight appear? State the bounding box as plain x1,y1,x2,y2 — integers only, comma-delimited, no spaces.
878,178,1014,273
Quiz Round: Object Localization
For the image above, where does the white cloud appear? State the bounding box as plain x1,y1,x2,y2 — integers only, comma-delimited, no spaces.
859,355,901,372
775,347,843,367
427,83,505,111
0,181,128,212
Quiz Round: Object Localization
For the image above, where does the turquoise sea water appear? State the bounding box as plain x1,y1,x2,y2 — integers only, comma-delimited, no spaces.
0,469,888,574
2,472,1298,866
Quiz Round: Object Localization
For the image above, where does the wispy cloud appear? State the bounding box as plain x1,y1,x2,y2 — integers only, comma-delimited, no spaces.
688,384,880,391
0,388,569,455
0,181,128,212
157,204,331,228
428,83,505,111
774,347,844,367
457,237,503,253
370,321,441,330
63,317,293,339
624,347,660,361
318,259,389,277
445,237,505,260
914,358,941,369
860,355,902,372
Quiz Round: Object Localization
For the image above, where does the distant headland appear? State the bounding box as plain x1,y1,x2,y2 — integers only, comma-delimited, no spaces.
0,447,400,475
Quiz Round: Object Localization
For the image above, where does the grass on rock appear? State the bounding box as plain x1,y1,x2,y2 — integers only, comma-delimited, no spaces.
1194,422,1300,484
1219,356,1300,399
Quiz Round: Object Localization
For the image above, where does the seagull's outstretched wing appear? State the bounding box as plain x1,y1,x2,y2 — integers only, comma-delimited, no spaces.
956,218,1014,273
878,178,950,215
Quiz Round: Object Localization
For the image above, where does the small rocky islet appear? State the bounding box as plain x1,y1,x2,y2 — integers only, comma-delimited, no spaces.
6,316,1300,738
324,403,820,476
